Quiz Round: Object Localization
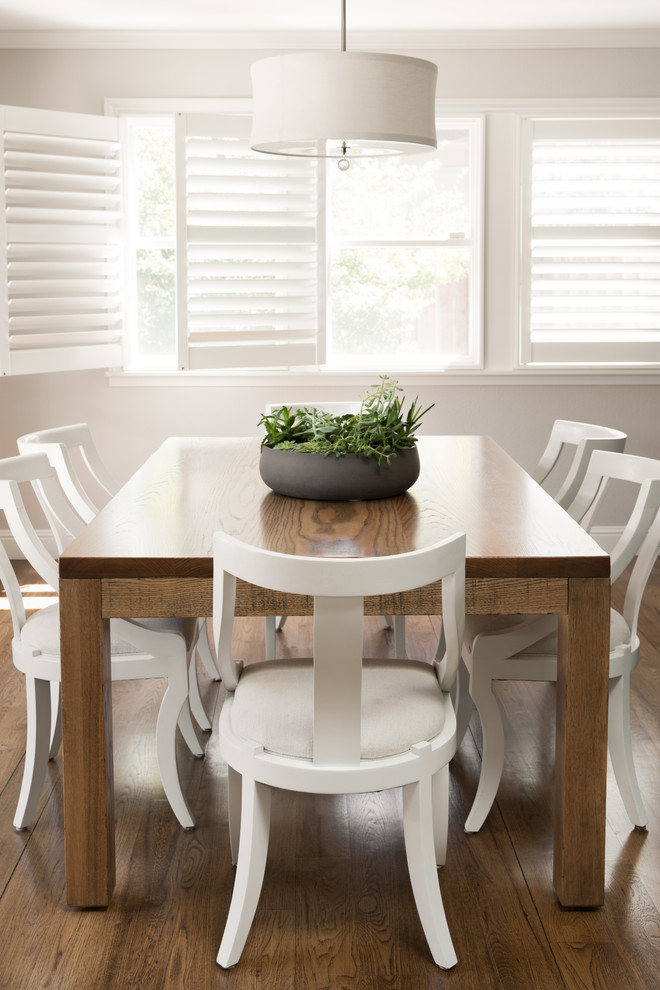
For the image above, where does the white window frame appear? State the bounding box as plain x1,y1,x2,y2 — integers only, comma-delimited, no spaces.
517,112,660,370
109,98,484,378
325,115,484,372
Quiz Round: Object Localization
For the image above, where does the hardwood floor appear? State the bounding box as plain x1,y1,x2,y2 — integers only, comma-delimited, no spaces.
0,564,659,989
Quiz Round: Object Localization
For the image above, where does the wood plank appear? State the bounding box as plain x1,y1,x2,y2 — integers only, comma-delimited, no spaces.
59,577,115,907
553,576,610,907
101,576,570,618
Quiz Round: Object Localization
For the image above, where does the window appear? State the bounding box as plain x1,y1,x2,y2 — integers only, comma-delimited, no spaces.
326,120,482,369
519,116,660,368
0,105,123,376
179,112,320,372
123,115,176,370
122,105,483,373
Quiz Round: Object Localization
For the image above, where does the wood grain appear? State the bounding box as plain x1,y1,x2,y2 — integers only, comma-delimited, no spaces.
60,436,609,580
59,577,115,906
553,576,610,906
100,576,570,618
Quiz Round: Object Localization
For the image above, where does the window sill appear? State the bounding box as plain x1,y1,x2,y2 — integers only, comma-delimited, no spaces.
107,367,660,387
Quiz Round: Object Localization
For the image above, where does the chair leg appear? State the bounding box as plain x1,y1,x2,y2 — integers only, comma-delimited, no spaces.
393,615,407,659
264,616,277,661
14,675,52,830
177,700,204,758
434,621,446,662
48,681,62,759
380,614,393,629
432,765,449,867
197,618,221,680
156,659,196,829
402,775,457,969
464,669,506,833
188,652,212,732
217,777,272,969
452,658,474,750
275,614,287,631
227,765,242,865
608,672,647,828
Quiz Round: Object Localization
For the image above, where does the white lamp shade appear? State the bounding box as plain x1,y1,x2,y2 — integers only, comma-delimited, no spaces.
250,51,438,158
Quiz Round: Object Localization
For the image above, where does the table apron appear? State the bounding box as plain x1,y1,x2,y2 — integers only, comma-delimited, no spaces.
101,576,570,618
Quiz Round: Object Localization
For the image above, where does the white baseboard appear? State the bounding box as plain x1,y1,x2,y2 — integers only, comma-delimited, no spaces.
1,530,59,559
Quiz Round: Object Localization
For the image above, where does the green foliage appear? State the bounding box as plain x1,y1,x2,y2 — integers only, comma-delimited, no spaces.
259,377,433,465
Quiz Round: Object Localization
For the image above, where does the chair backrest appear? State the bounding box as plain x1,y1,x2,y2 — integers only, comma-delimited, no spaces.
622,508,660,648
0,453,82,635
17,423,118,525
213,531,466,766
565,451,660,633
532,420,627,514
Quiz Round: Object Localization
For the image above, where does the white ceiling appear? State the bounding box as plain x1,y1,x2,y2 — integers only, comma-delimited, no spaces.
1,0,659,34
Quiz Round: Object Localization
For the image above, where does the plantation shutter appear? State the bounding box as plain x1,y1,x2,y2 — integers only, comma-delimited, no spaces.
0,105,123,376
519,117,660,367
178,112,320,370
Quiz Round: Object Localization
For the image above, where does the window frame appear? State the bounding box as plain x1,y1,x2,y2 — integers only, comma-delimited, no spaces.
112,98,485,377
324,115,484,371
106,96,660,388
517,111,660,370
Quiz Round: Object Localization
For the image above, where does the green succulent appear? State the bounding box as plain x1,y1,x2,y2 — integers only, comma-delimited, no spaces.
259,376,433,466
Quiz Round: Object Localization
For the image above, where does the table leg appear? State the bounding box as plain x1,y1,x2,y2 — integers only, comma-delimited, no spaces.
60,578,115,907
553,575,609,907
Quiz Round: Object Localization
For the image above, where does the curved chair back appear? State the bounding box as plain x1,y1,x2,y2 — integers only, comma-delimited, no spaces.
17,423,118,525
569,448,660,584
0,452,82,587
213,530,466,764
532,419,627,515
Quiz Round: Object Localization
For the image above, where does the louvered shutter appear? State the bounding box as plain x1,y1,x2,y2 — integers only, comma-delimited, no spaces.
519,117,660,367
0,105,123,376
178,112,319,370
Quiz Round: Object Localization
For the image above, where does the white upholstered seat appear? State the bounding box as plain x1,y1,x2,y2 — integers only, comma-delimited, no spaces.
16,423,219,731
454,448,660,833
212,529,466,970
1,451,201,831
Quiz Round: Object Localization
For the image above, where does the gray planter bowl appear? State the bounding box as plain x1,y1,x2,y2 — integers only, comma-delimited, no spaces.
259,445,420,501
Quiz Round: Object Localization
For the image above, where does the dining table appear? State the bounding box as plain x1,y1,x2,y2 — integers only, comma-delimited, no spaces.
58,434,610,910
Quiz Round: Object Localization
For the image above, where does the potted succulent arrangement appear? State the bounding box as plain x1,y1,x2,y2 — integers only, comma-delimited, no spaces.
259,376,433,500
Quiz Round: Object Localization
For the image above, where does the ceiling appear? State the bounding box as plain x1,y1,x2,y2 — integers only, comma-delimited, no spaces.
1,0,659,35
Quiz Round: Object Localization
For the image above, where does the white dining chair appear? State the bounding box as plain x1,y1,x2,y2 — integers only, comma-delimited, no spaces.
1,452,201,830
16,423,219,731
262,401,404,658
532,419,627,513
453,448,660,833
212,529,466,969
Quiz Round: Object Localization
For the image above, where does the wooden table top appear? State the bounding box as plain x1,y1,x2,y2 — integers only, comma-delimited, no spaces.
59,435,609,582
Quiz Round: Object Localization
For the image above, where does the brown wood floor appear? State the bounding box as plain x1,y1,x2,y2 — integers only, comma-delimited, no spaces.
0,563,659,989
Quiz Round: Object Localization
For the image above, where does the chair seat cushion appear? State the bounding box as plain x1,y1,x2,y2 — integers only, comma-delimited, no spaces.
20,604,189,657
229,658,447,760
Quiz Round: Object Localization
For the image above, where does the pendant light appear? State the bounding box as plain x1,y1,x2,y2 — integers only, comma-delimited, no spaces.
249,0,438,169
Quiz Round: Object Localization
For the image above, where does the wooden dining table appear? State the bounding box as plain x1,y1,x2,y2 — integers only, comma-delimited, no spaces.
59,435,610,911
